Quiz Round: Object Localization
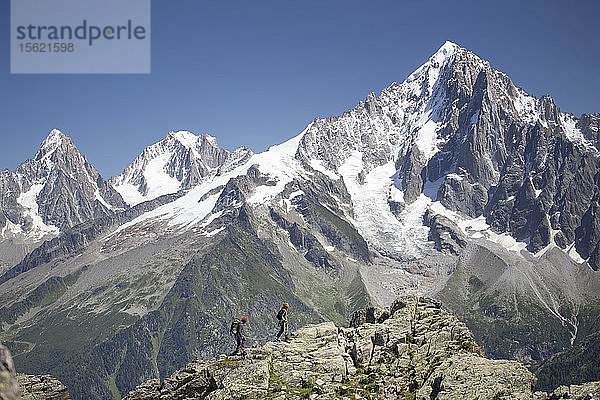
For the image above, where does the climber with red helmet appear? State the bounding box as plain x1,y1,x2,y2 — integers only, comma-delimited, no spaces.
276,303,290,341
229,316,247,356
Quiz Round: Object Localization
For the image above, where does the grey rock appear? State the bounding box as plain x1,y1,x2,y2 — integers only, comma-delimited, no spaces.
577,113,600,149
349,306,390,327
546,381,600,400
17,374,70,400
0,344,20,400
125,297,556,400
423,209,468,255
0,130,127,233
417,354,537,400
400,145,426,204
437,173,487,218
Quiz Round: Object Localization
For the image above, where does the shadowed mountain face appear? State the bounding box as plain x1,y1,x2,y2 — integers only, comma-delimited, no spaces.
1,42,599,399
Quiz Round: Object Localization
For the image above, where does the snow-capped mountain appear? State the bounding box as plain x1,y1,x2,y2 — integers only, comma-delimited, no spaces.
294,41,600,265
109,41,600,268
110,130,253,206
2,42,600,400
0,129,126,266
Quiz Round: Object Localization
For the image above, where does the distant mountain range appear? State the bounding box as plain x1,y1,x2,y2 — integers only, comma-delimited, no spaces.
0,41,599,400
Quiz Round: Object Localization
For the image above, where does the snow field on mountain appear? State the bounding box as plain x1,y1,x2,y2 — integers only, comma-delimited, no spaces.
111,131,228,207
338,152,431,258
247,130,306,205
108,176,234,238
94,189,114,211
106,128,309,237
16,41,596,270
13,183,60,240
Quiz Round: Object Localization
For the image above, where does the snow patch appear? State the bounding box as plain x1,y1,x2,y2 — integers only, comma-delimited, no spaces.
560,114,594,150
446,173,463,181
389,184,404,203
247,129,306,205
168,130,199,150
428,202,528,254
415,118,440,159
513,90,540,124
94,189,113,210
470,110,480,125
15,184,60,240
309,159,340,180
567,243,586,264
204,226,225,237
339,154,432,258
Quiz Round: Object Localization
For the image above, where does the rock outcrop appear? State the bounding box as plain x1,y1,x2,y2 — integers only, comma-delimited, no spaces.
17,374,70,400
423,210,468,255
125,297,559,400
0,344,20,400
0,344,70,400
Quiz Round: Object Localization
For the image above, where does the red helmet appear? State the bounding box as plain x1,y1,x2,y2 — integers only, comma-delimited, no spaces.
241,317,247,323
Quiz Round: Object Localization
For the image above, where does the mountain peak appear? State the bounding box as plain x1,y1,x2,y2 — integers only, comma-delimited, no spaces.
436,40,460,57
166,130,197,147
35,128,74,161
166,130,220,150
41,128,69,148
111,130,233,206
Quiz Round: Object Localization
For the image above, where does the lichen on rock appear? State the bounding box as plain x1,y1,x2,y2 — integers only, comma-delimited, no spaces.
127,297,574,399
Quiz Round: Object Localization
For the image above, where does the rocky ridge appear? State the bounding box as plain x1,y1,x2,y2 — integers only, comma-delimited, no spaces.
0,129,126,267
295,41,600,268
125,298,600,400
110,130,253,206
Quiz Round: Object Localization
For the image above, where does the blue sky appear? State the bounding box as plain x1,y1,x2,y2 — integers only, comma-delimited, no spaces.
1,0,599,177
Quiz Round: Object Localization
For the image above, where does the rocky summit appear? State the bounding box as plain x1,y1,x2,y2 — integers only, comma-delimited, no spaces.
124,298,600,400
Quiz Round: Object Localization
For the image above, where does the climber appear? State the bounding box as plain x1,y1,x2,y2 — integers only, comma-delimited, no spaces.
276,303,290,341
230,316,247,356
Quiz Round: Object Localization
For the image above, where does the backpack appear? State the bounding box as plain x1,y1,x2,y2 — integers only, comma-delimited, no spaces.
276,308,285,321
230,320,240,335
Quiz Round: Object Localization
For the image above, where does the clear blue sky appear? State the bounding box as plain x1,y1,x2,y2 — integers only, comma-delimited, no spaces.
2,0,599,177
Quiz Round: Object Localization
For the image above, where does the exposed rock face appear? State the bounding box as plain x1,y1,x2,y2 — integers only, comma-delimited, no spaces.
295,41,600,268
0,191,181,286
124,297,545,400
548,382,600,400
417,354,537,400
578,113,600,149
1,129,126,231
0,344,20,400
0,129,127,265
437,173,487,218
17,374,70,400
423,209,468,255
0,344,70,400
